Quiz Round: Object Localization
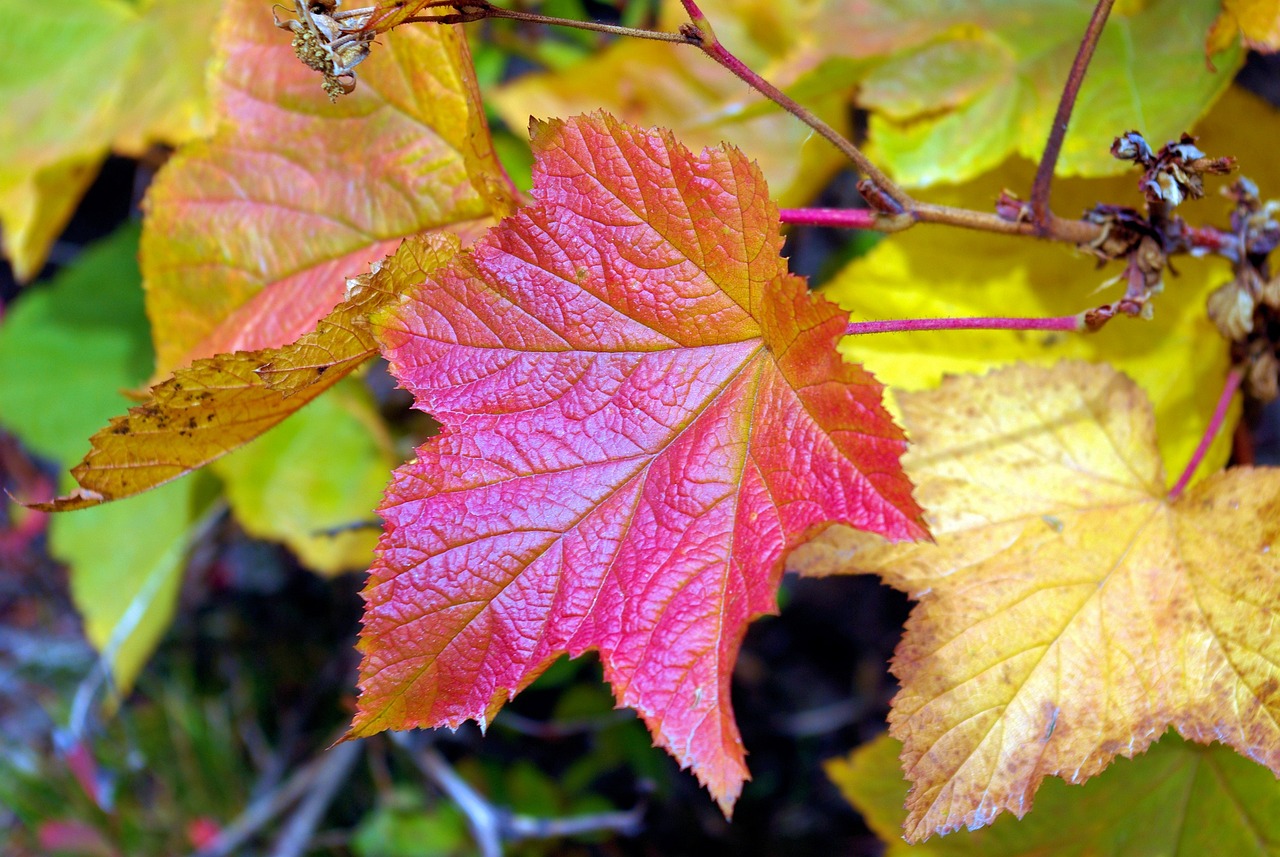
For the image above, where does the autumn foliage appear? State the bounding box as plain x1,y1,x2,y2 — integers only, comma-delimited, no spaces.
9,0,1280,850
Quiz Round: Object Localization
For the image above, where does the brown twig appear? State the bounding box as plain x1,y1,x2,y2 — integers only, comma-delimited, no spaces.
677,0,913,212
1029,0,1116,232
389,732,645,857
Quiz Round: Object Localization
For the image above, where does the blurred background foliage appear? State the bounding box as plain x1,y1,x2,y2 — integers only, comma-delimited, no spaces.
1,0,1275,853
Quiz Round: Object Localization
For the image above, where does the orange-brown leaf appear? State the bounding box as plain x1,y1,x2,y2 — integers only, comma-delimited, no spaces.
790,362,1280,841
36,235,458,511
142,0,514,375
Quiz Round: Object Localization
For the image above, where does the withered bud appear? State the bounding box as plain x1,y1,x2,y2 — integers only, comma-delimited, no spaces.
995,190,1028,223
1117,132,1235,209
1263,273,1280,311
1207,280,1257,341
1111,131,1153,164
1246,346,1280,403
1224,177,1261,209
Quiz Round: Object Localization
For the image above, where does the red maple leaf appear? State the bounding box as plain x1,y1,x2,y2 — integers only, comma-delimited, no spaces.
352,112,925,812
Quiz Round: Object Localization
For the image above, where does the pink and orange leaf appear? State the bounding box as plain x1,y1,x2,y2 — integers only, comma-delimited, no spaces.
352,112,926,814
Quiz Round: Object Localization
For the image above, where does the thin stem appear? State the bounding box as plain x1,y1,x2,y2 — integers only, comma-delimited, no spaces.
1168,367,1243,500
268,742,362,857
914,202,1104,243
846,315,1083,336
390,733,644,855
1030,0,1115,231
678,0,913,211
483,5,696,42
401,0,1112,251
779,208,887,230
779,203,1105,244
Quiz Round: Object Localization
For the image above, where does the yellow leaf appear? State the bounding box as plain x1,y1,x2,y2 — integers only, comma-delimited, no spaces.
491,0,855,208
1208,0,1280,55
791,362,1280,841
828,86,1280,484
0,0,218,280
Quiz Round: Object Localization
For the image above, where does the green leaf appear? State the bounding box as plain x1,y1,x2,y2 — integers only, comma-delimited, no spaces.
52,478,212,698
353,788,473,857
0,222,151,465
0,222,209,696
833,0,1241,185
212,378,394,575
830,732,1280,854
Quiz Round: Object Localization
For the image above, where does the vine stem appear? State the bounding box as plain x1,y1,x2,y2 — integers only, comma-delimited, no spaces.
477,5,694,41
779,205,1103,242
845,315,1083,336
1168,367,1243,501
677,0,914,212
1029,0,1115,232
420,0,1112,247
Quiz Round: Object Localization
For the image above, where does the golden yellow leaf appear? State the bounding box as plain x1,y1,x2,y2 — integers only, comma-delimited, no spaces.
791,362,1280,841
1208,0,1280,54
36,234,458,511
491,0,855,208
0,0,218,280
826,86,1280,484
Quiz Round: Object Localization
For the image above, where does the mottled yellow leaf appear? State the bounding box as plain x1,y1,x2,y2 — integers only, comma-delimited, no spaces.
37,235,458,510
792,362,1280,841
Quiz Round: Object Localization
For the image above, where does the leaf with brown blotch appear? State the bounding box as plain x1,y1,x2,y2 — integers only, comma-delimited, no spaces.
353,112,926,815
790,361,1280,841
142,0,515,377
35,235,458,511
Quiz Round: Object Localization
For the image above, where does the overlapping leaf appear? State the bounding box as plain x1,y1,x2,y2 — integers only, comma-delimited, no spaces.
822,86,1280,481
212,378,394,574
0,0,218,281
0,225,209,694
1208,0,1280,54
352,112,925,813
841,0,1239,185
142,0,515,374
496,0,1237,195
492,0,857,208
791,362,1280,840
830,732,1280,855
36,234,459,511
41,0,519,509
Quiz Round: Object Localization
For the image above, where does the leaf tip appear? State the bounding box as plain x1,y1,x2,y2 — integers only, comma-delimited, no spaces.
25,487,106,513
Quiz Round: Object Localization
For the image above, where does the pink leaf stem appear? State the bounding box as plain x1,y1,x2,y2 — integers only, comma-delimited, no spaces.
779,208,878,229
845,315,1083,336
1168,366,1244,500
